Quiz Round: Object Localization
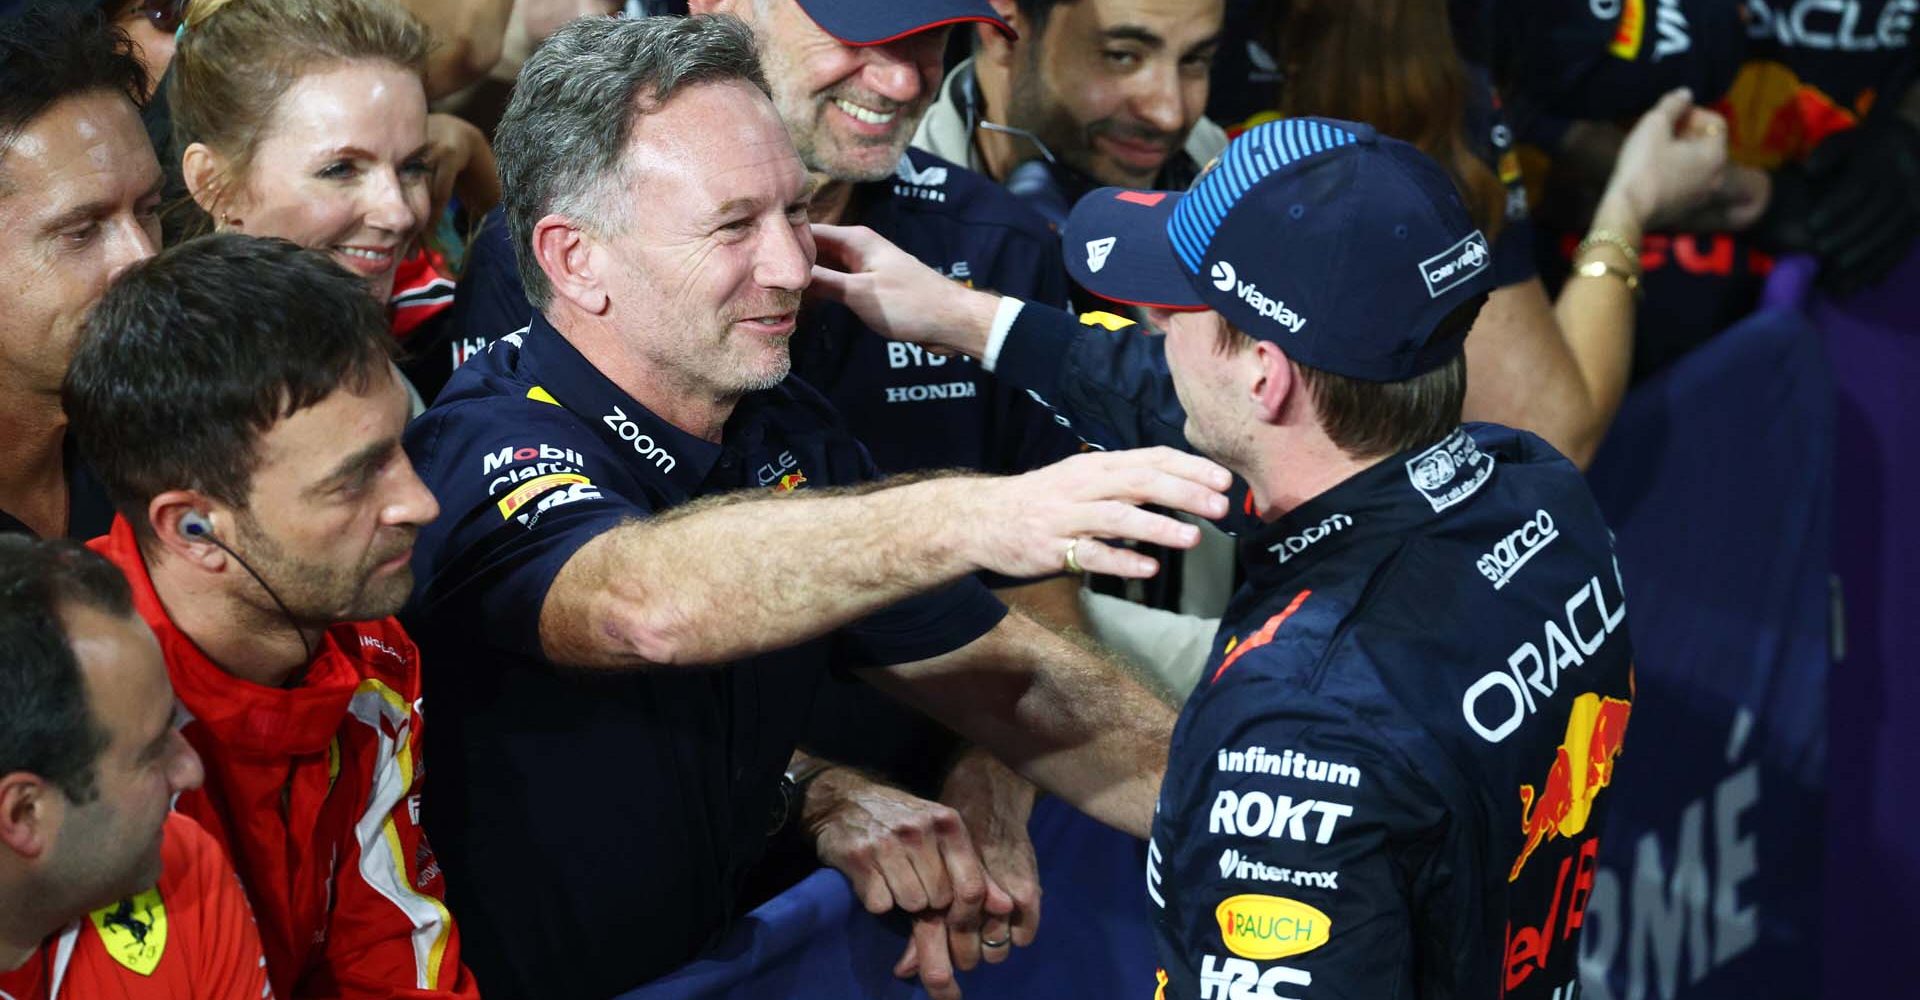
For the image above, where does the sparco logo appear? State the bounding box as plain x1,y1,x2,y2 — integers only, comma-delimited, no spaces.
1418,231,1491,299
1267,513,1351,564
1478,509,1559,590
600,406,676,472
1211,260,1306,333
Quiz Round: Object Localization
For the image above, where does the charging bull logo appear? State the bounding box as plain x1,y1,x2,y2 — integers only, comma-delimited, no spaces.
1715,60,1863,170
1509,691,1632,882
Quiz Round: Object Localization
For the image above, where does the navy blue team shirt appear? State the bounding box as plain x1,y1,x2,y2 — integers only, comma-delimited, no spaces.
1148,424,1634,1000
400,314,1008,1000
444,148,1082,799
977,306,1635,998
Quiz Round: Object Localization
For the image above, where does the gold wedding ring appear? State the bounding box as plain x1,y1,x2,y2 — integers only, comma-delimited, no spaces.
1064,538,1084,575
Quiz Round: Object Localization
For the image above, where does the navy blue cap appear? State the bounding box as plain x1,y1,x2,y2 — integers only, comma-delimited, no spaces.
1064,117,1495,382
793,0,1013,46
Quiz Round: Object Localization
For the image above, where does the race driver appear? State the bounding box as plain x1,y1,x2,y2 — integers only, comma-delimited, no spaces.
402,15,1227,999
810,117,1637,998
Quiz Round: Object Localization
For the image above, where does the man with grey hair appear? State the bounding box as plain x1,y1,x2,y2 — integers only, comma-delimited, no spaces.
404,14,1228,999
443,0,1102,984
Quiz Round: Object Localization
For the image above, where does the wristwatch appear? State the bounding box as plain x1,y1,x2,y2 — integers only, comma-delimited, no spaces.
767,760,835,835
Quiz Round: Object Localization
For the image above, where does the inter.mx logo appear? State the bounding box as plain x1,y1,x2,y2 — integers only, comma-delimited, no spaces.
1209,260,1306,333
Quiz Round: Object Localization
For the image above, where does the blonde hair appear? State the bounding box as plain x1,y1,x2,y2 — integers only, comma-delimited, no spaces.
168,0,429,222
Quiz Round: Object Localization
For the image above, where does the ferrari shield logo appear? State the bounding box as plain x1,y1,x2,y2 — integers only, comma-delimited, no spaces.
89,887,167,976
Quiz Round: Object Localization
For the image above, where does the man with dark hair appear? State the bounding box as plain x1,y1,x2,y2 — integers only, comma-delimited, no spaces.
913,0,1228,223
406,14,1228,999
0,535,272,1000
62,234,483,1000
813,118,1636,998
0,0,161,538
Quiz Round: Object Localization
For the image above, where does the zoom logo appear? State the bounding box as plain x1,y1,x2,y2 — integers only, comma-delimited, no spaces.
1212,261,1238,290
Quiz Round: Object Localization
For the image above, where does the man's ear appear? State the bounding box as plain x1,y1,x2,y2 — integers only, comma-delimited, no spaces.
532,214,610,315
977,0,1023,66
149,490,227,571
181,142,239,226
1248,340,1297,425
0,773,61,861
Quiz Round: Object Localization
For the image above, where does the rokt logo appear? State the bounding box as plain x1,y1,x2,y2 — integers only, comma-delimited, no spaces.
1212,260,1238,291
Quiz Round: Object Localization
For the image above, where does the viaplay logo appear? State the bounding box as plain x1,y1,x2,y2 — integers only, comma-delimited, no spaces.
1209,260,1307,333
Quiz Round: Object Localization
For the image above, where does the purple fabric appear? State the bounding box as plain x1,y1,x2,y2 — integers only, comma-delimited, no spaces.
1815,246,1920,997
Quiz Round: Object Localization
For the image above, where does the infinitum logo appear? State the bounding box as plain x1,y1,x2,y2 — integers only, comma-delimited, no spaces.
1209,260,1306,333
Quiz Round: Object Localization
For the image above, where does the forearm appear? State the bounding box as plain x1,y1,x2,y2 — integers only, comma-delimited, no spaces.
994,575,1087,634
540,478,981,668
991,302,1193,453
874,612,1174,838
940,745,1037,838
1548,192,1643,464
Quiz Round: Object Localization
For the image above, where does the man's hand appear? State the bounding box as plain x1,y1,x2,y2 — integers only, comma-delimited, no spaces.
947,447,1232,581
1597,87,1734,235
938,748,1041,966
891,750,1042,997
425,113,501,222
803,766,1003,1000
808,223,1001,357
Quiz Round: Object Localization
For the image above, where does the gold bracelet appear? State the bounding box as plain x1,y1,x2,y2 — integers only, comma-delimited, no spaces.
1576,228,1642,276
1571,258,1642,297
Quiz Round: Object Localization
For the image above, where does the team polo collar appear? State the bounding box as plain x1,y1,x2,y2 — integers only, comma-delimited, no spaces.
1240,426,1498,589
517,313,722,497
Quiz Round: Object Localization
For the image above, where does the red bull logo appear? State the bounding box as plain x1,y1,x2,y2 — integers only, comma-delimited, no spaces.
1509,691,1632,882
1610,0,1647,58
774,471,807,492
1716,60,1863,170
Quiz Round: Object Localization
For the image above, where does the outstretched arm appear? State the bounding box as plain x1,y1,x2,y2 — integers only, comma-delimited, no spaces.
540,449,1230,667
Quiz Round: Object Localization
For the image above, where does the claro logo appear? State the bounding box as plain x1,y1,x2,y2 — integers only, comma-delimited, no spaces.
600,406,676,472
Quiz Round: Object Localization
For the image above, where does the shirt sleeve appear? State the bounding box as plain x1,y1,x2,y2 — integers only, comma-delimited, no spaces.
1499,0,1749,119
992,303,1195,453
170,814,276,999
310,683,479,999
1165,650,1443,1000
405,398,647,662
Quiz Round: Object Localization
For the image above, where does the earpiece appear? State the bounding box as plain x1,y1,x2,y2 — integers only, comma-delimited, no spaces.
181,512,214,537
